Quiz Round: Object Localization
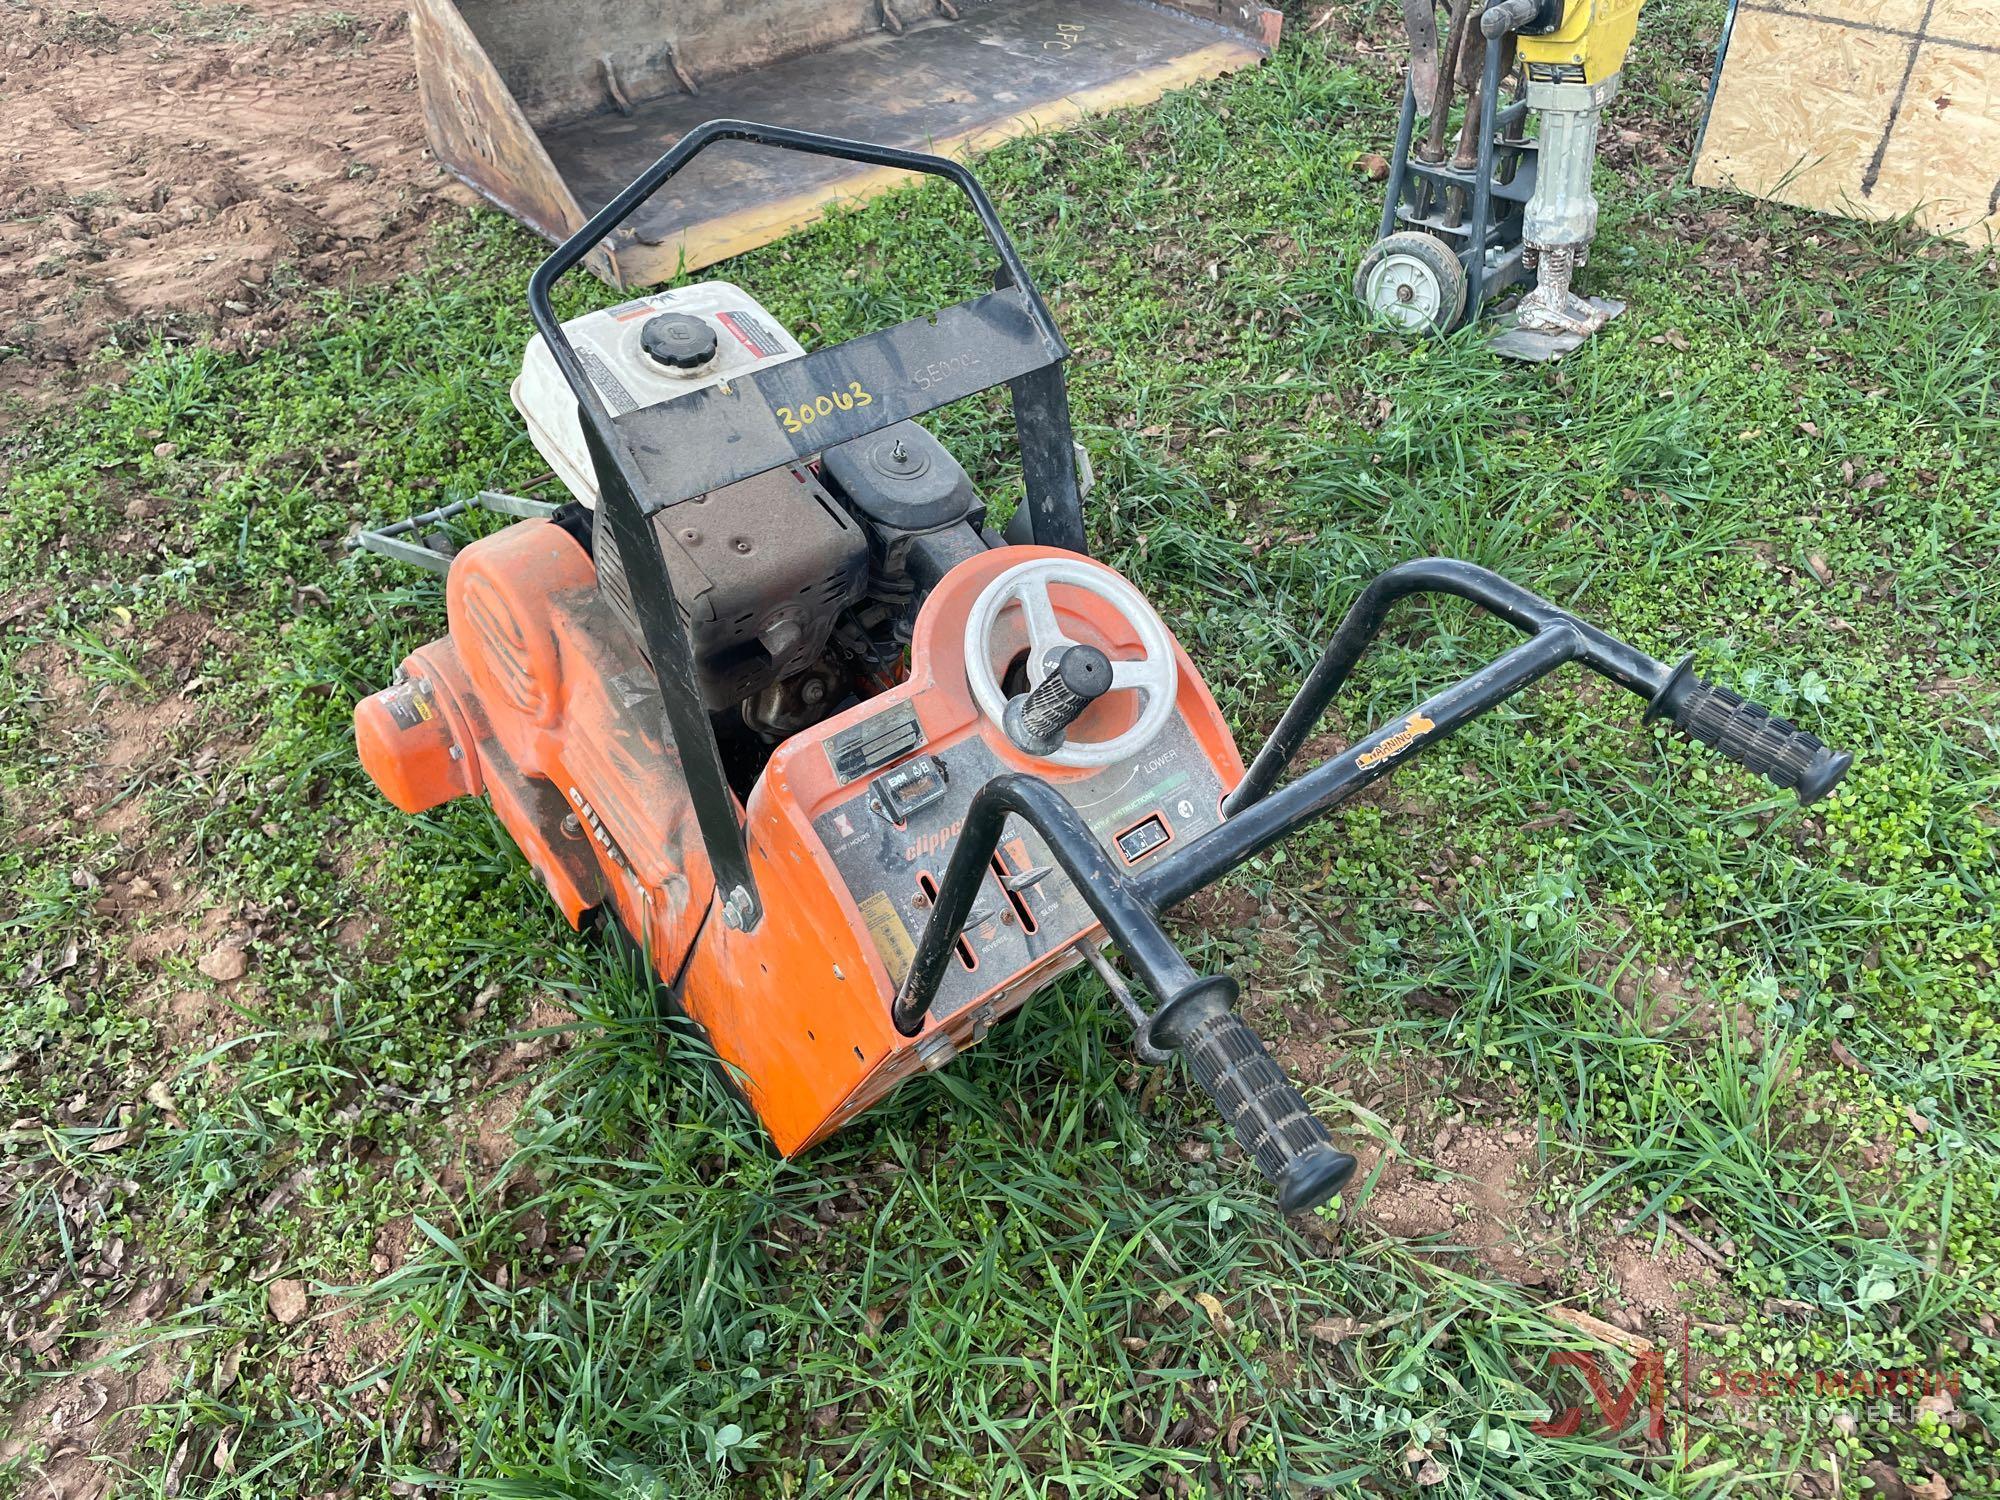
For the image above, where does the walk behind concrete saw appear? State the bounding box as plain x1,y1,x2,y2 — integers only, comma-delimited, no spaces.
355,122,1851,1212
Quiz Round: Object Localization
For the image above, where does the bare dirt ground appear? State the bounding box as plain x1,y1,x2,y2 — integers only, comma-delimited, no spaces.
0,0,472,404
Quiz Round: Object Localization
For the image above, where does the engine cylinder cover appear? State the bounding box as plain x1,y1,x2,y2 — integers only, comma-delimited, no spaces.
593,466,869,711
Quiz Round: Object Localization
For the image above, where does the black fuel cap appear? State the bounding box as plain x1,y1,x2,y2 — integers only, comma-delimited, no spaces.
640,313,719,370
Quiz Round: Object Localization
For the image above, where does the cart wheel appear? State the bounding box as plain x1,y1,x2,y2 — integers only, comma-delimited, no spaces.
1354,231,1468,335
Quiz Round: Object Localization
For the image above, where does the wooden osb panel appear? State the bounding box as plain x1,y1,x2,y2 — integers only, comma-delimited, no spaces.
1693,0,2000,241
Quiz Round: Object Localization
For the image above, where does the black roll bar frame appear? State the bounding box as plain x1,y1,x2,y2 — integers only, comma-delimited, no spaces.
525,121,1090,930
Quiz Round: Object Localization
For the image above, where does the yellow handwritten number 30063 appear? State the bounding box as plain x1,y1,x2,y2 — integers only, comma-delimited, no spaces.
778,382,873,434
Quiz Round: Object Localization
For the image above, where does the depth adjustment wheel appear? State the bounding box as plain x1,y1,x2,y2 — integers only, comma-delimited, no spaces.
1355,230,1468,335
963,557,1179,769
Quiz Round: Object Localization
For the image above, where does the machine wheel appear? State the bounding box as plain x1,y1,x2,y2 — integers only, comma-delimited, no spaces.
1354,231,1468,335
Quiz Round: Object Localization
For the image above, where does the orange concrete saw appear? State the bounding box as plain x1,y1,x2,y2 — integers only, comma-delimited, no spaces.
355,122,1852,1212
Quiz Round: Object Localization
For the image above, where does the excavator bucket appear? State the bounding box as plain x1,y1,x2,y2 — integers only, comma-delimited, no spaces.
411,0,1281,287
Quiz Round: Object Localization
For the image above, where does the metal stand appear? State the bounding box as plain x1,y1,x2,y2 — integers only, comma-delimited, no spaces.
1375,41,1536,328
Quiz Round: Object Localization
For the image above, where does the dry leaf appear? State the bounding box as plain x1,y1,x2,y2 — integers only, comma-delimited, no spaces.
25,938,83,987
165,1433,193,1496
1192,1291,1234,1337
49,1377,108,1433
1308,1310,1404,1347
1309,1317,1364,1344
1859,1460,1909,1500
1829,1037,1867,1072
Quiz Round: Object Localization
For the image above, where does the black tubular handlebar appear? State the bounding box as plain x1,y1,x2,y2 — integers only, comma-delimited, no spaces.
1148,986,1357,1213
895,559,1853,1211
1223,558,1662,816
1220,558,1851,822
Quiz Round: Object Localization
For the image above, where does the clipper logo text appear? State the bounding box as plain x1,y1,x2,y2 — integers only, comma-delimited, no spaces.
1356,712,1436,769
904,820,966,864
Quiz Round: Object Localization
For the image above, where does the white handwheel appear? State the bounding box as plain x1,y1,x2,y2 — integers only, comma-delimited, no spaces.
963,557,1179,769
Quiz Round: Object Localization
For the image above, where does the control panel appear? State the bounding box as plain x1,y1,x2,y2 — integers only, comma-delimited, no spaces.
809,714,1229,1022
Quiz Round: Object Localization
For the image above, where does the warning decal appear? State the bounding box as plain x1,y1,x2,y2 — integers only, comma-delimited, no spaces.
576,345,638,415
716,310,788,358
857,890,916,985
383,680,437,732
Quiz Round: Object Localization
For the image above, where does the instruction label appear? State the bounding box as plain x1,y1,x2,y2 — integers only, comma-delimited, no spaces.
857,890,916,985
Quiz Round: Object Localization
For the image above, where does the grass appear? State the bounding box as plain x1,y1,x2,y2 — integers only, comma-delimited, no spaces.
2,1,1997,1496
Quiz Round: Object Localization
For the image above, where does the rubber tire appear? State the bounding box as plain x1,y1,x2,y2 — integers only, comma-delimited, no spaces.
1354,231,1469,336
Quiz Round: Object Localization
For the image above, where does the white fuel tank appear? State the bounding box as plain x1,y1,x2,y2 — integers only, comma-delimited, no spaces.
511,281,805,508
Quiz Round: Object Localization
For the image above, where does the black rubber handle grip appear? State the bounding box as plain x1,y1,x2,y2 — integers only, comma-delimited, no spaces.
1005,644,1111,755
1148,983,1356,1213
1481,0,1541,36
1647,656,1852,806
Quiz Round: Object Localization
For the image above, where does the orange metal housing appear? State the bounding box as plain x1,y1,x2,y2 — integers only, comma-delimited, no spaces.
357,518,718,965
356,529,1244,1157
